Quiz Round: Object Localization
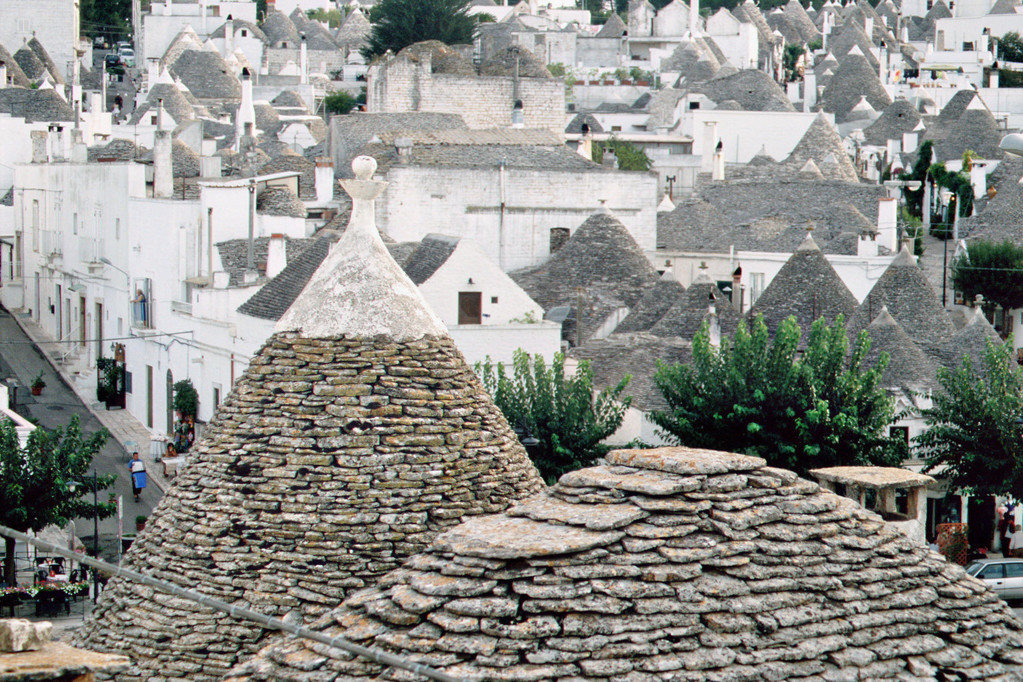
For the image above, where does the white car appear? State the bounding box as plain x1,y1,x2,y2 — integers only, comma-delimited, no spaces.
965,558,1023,601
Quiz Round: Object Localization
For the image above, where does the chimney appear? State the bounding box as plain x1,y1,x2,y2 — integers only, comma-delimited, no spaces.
689,0,700,36
266,233,287,279
706,303,721,347
147,58,159,89
156,97,165,130
154,130,173,198
864,16,873,40
803,71,816,111
877,197,897,252
315,157,334,202
731,265,742,312
225,14,235,55
511,100,524,128
712,140,725,181
395,137,413,163
701,121,717,173
236,68,255,146
70,128,87,163
31,130,48,163
49,124,65,161
300,34,308,85
0,61,7,89
200,0,208,32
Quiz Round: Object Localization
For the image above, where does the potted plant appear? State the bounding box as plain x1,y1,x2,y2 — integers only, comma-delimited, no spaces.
135,515,147,532
30,372,45,396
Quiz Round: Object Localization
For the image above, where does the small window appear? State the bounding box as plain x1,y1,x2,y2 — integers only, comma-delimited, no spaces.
458,292,482,325
241,29,248,37
1007,563,1023,578
491,296,498,304
980,564,1005,580
151,115,157,125
611,125,622,132
73,212,78,235
689,101,700,110
115,218,121,240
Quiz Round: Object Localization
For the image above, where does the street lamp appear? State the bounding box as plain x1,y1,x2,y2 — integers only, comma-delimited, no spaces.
67,472,100,603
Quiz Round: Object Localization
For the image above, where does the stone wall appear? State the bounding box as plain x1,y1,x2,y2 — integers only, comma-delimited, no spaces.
368,59,565,133
74,332,544,681
264,47,346,77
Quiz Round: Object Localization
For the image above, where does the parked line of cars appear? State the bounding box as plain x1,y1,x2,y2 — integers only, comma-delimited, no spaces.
99,40,135,69
966,558,1023,601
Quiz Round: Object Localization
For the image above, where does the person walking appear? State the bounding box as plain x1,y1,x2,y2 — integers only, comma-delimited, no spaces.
129,452,147,503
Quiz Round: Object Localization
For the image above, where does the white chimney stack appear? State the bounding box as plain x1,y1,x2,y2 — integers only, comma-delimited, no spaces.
236,68,255,148
266,233,287,279
154,130,173,198
31,130,48,163
864,16,873,40
803,71,817,111
49,125,65,161
147,59,159,91
877,197,897,252
314,158,334,203
0,61,6,89
300,35,308,84
70,128,87,163
225,14,235,54
712,141,725,181
690,0,700,36
701,121,718,173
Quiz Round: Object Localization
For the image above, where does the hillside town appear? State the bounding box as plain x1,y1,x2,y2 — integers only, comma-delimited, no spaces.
5,0,1023,678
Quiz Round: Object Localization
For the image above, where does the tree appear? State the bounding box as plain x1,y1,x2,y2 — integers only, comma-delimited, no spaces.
172,379,199,418
0,416,114,586
652,315,904,476
362,0,477,60
915,341,1023,498
899,139,933,218
591,136,653,171
783,43,805,82
477,350,631,482
306,8,345,28
324,90,359,115
79,0,131,40
951,240,1023,314
999,31,1023,62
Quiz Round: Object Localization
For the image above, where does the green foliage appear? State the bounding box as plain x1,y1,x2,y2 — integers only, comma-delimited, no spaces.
31,372,45,390
306,8,345,28
915,341,1023,497
808,38,823,51
951,240,1023,312
998,68,1023,88
999,31,1023,62
899,140,933,218
0,416,114,585
651,315,904,477
929,161,974,218
80,0,131,40
362,0,476,60
476,350,631,483
547,62,567,78
475,12,497,22
783,43,805,82
591,136,653,171
172,379,199,418
257,0,267,22
324,90,359,115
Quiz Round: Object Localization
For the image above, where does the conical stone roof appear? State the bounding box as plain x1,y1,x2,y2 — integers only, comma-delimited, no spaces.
261,8,301,47
819,50,892,123
749,233,859,334
335,8,371,51
863,97,921,145
226,446,1023,682
596,12,627,37
938,307,1002,369
27,37,64,85
72,158,545,681
650,271,742,340
784,0,822,42
696,69,795,111
616,271,687,333
863,308,941,392
0,42,30,87
511,209,659,312
785,114,859,181
13,44,46,81
935,105,1003,161
827,21,879,67
851,245,955,341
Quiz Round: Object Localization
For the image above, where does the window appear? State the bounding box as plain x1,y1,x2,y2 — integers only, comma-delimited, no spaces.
611,125,622,132
980,564,1005,580
458,292,482,325
689,101,700,109
491,296,498,304
890,426,909,448
31,199,40,252
73,212,78,235
550,227,570,254
750,272,765,305
115,218,121,240
1007,563,1023,578
132,278,152,328
241,29,248,37
668,143,690,155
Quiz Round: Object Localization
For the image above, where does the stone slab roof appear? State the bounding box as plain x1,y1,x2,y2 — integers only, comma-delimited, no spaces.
0,42,31,87
863,98,921,146
28,37,64,85
749,233,859,334
937,307,1002,369
616,273,687,333
256,185,306,217
934,107,1003,162
480,45,552,78
261,8,301,46
258,154,317,200
210,18,268,43
217,236,314,286
570,332,692,411
331,112,467,173
403,234,460,285
650,273,743,340
226,445,1023,682
169,49,242,100
13,46,45,81
820,52,892,124
784,114,859,182
335,9,371,50
0,88,74,122
596,11,627,37
73,166,545,682
695,69,795,112
237,236,333,320
364,139,601,173
850,246,955,342
128,83,196,126
863,307,941,392
811,465,935,488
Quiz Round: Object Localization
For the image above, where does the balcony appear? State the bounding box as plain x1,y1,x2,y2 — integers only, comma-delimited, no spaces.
40,231,62,259
78,237,106,264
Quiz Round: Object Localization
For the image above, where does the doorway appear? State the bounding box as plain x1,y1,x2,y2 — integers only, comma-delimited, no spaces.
79,295,86,347
146,365,153,428
166,369,174,435
458,292,482,325
95,302,103,360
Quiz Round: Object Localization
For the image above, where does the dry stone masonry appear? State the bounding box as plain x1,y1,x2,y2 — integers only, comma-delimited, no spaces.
72,158,544,681
229,446,1023,681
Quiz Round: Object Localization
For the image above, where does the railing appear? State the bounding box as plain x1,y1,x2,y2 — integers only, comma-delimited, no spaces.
131,299,152,329
58,328,78,365
40,231,62,257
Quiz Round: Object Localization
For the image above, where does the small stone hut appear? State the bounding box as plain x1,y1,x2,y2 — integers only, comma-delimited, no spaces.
72,157,544,681
228,447,1023,681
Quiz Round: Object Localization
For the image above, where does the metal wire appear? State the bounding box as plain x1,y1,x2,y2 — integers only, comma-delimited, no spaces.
0,524,464,682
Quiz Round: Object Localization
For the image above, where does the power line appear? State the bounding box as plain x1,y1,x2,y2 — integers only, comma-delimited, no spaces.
0,331,192,346
0,524,464,682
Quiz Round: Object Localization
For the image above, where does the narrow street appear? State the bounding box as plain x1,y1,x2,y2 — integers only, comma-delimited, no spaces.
0,306,160,566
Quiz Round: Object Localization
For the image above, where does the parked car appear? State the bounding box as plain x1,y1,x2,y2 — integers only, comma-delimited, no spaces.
965,558,1023,601
116,41,131,54
119,49,135,68
93,36,106,47
104,53,121,68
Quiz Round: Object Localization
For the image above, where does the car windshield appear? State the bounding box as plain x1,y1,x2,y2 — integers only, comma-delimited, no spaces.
965,561,984,576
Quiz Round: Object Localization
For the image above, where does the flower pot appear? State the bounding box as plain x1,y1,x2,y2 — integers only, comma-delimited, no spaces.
135,521,146,532
31,386,42,396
